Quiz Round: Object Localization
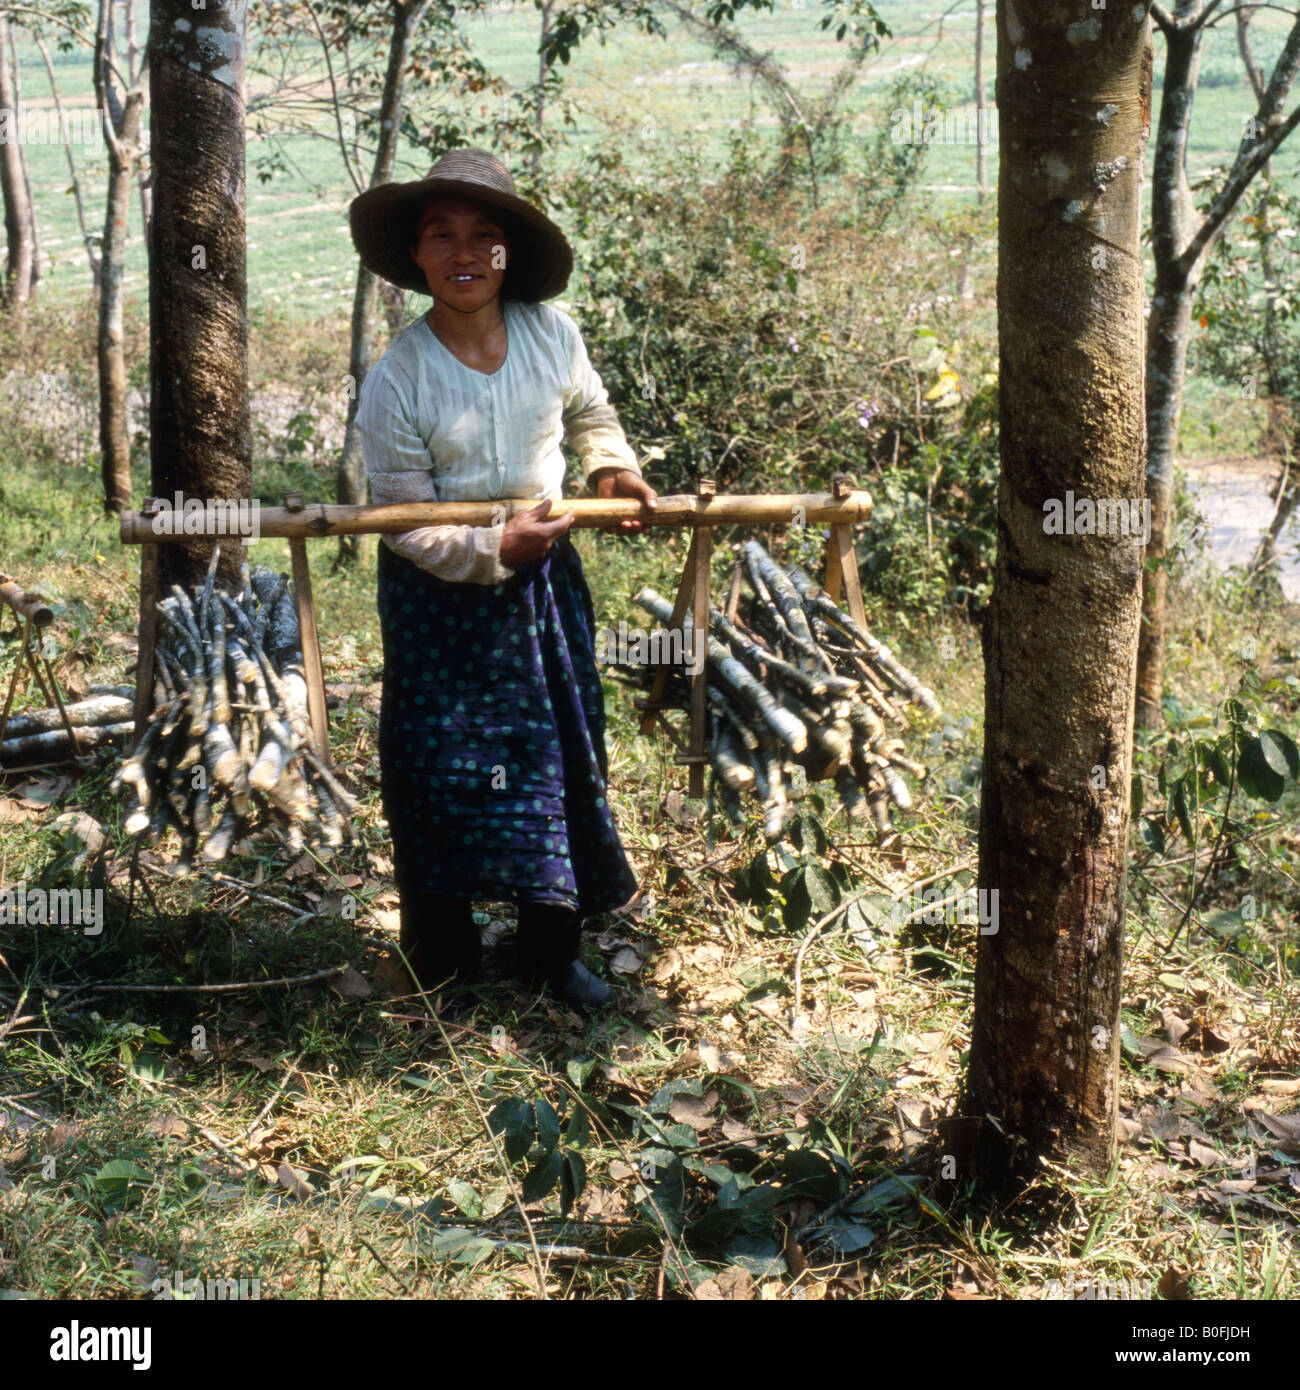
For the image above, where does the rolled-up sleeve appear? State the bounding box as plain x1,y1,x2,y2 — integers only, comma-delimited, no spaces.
357,365,515,585
561,318,641,485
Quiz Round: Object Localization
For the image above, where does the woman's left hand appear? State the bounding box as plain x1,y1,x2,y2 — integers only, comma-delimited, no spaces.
592,468,658,535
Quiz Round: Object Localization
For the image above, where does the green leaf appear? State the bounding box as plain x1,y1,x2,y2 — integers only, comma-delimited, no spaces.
533,1096,561,1154
522,1147,565,1204
1238,736,1286,803
565,1056,598,1090
780,866,811,933
1207,743,1232,788
1130,774,1144,820
821,1221,876,1255
1172,780,1195,845
428,1228,496,1266
726,1234,785,1277
445,1179,482,1219
1260,729,1299,779
803,862,839,916
91,1159,151,1203
487,1097,535,1164
638,1150,686,1239
130,1052,166,1083
1139,817,1165,855
564,1101,590,1148
559,1149,587,1217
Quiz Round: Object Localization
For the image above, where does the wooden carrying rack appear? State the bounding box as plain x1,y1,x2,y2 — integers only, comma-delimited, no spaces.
118,476,872,797
0,571,88,772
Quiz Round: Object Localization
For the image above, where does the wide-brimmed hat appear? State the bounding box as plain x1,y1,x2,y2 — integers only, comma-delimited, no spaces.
348,147,572,301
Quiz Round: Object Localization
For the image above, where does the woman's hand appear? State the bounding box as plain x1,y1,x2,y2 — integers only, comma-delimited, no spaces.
592,467,658,535
499,498,575,567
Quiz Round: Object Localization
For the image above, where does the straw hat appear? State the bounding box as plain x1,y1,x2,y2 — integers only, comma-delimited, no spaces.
348,147,573,301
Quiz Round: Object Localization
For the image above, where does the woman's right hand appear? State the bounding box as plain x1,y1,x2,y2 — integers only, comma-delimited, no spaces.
498,498,575,567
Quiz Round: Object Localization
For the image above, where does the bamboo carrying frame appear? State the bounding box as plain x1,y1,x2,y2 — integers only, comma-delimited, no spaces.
0,570,87,773
119,476,872,798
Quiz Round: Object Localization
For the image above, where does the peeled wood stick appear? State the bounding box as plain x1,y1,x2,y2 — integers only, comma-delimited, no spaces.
710,719,755,794
207,598,231,728
635,587,807,754
710,605,845,702
1,721,134,765
786,566,939,713
301,746,357,816
707,687,759,752
0,695,135,739
742,542,833,674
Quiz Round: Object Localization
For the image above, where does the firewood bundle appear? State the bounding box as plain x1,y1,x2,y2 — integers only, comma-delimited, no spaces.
624,540,941,845
113,548,356,863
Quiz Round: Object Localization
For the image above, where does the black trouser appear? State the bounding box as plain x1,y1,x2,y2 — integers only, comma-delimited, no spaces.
398,889,581,988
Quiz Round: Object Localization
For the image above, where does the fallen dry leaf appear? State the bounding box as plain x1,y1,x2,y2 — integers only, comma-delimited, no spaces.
329,966,371,999
1117,1116,1142,1144
695,1266,755,1300
697,1041,740,1074
145,1116,186,1139
669,1092,718,1132
609,947,643,975
1188,1138,1227,1167
1161,1008,1191,1046
1158,1266,1192,1300
651,949,684,983
608,1160,636,1181
276,1163,313,1200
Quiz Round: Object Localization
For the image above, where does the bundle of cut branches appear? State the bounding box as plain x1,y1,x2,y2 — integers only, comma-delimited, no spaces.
620,539,940,846
113,547,355,863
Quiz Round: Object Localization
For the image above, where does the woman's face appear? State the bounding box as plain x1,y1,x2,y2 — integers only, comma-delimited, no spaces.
409,195,509,310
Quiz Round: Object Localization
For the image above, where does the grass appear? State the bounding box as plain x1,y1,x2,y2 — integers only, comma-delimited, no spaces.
1,295,1298,1299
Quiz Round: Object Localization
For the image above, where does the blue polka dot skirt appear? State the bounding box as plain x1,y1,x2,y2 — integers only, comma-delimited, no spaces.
377,536,639,918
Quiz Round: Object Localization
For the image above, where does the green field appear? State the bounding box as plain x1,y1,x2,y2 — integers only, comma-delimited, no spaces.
10,4,1299,322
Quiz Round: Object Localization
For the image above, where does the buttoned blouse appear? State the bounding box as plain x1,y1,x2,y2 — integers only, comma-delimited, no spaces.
356,299,640,584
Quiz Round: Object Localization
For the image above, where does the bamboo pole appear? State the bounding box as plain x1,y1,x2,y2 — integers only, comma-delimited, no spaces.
285,493,331,767
678,480,714,797
119,490,873,543
0,574,54,627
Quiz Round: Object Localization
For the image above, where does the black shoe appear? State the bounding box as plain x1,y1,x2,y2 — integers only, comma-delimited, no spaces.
549,958,615,1009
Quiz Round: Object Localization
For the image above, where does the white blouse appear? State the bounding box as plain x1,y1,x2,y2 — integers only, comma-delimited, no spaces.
356,299,641,584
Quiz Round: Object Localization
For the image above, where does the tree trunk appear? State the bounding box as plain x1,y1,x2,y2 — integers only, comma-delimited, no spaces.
0,16,37,310
959,3,1150,1183
532,0,555,182
974,0,987,204
98,108,141,516
335,0,421,569
34,33,102,294
1136,5,1300,728
8,21,40,299
1136,14,1201,731
148,0,252,593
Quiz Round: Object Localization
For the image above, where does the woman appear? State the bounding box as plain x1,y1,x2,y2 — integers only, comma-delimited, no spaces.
349,147,656,1009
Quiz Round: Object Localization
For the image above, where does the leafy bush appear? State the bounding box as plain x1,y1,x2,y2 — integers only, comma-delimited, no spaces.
555,99,1000,621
